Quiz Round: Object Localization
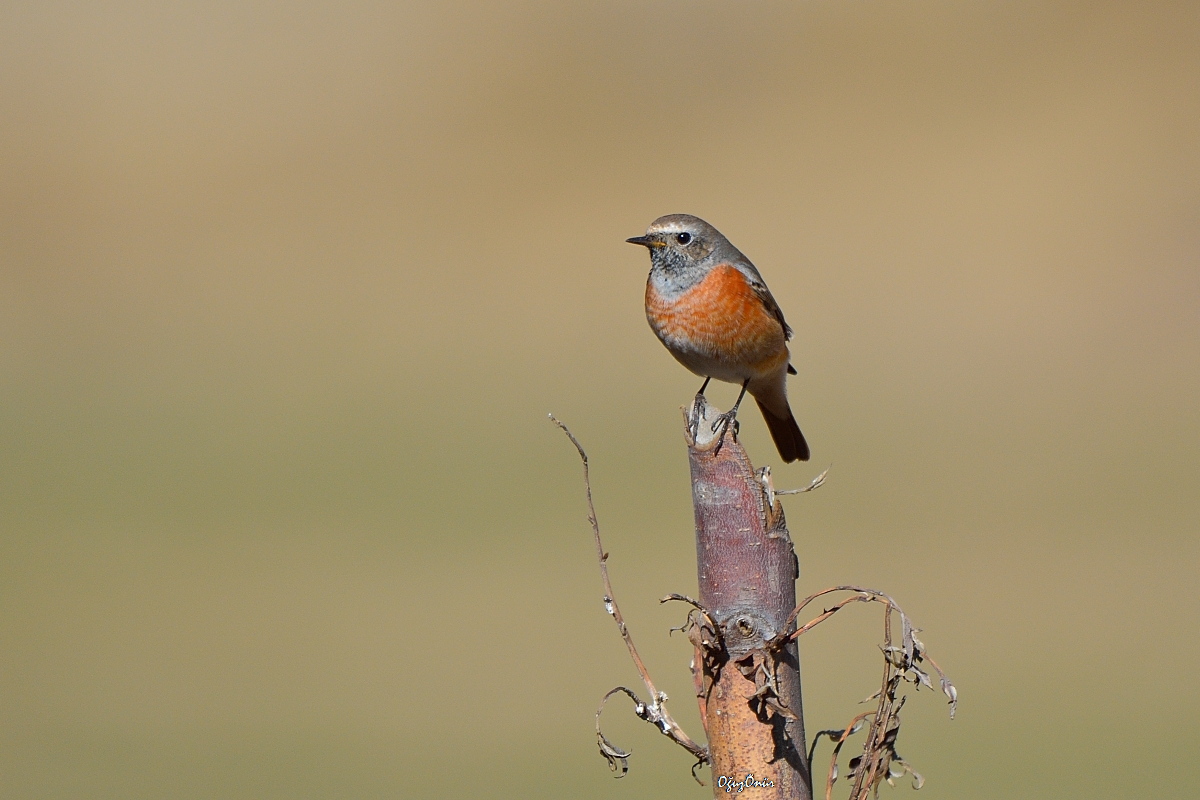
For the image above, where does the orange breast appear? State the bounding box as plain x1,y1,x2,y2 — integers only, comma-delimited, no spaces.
646,265,788,374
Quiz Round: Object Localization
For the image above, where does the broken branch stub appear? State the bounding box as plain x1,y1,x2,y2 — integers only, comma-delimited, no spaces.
687,397,813,800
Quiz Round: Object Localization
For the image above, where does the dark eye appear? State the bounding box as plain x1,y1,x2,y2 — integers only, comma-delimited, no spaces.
676,232,693,245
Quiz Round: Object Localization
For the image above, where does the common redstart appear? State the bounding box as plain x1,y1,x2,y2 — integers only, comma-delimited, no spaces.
629,214,810,462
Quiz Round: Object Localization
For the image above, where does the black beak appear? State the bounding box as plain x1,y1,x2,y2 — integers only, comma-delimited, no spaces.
626,235,656,247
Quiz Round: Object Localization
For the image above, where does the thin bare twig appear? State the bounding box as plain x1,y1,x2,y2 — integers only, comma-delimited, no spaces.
550,415,709,776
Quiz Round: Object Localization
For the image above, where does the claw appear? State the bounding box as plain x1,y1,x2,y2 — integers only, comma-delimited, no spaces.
711,414,740,436
711,411,739,455
708,379,750,456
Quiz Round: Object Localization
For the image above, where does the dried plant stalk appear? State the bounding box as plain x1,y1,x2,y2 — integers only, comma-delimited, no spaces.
686,397,813,800
785,587,956,800
550,416,708,778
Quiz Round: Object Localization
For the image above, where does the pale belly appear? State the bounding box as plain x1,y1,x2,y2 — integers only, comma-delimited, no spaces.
655,329,767,382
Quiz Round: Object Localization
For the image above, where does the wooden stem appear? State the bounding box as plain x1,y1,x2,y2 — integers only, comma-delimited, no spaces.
688,396,812,799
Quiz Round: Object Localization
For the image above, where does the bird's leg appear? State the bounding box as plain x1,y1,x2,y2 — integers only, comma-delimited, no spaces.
712,379,750,456
690,377,712,439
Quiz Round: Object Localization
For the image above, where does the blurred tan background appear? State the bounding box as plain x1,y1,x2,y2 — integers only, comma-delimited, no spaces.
2,1,1197,798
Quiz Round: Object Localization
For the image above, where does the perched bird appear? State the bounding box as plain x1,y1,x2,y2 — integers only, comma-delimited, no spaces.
628,214,810,462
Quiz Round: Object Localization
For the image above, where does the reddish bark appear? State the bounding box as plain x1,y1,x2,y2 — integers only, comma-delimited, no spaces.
687,398,812,799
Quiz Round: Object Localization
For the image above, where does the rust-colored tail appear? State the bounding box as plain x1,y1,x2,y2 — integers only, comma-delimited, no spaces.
756,398,810,463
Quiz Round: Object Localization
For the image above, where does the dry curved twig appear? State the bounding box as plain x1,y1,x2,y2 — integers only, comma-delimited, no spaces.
779,586,956,800
550,415,709,777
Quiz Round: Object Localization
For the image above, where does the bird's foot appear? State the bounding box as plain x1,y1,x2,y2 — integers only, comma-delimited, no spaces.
710,410,740,456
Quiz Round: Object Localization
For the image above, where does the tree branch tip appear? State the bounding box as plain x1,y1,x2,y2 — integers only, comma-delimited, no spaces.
548,414,589,462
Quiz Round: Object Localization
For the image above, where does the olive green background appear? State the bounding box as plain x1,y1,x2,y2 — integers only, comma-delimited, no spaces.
2,2,1197,798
